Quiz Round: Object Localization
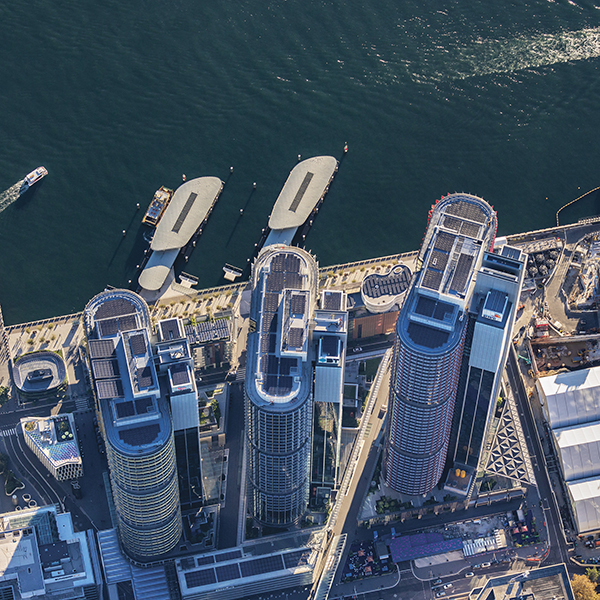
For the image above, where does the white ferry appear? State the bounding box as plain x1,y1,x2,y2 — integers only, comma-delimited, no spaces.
20,166,48,193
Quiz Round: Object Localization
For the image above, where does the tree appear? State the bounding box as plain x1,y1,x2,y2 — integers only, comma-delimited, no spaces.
572,574,600,600
588,568,600,584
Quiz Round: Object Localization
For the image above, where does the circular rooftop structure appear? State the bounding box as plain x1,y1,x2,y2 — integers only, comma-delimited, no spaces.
13,351,67,398
84,289,150,336
361,264,412,313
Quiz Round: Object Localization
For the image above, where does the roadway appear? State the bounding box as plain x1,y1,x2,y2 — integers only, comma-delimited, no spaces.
505,346,568,566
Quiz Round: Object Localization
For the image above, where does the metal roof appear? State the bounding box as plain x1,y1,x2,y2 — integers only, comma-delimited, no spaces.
268,156,337,230
554,421,600,482
537,365,600,429
151,176,222,252
567,476,600,533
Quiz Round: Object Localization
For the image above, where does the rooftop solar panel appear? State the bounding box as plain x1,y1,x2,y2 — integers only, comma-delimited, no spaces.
422,268,443,291
136,366,154,389
267,272,285,292
460,221,481,238
501,246,521,260
433,231,455,253
134,396,154,414
291,294,306,315
115,401,135,419
271,253,285,272
95,297,136,319
285,254,301,273
196,555,215,567
170,363,191,386
407,322,450,350
215,563,241,583
215,549,243,563
429,250,449,272
96,379,124,399
415,296,436,317
89,339,116,359
445,199,488,223
287,327,304,348
129,333,147,356
285,273,302,290
280,357,295,375
322,291,342,310
92,359,120,380
98,319,119,337
442,215,461,232
118,314,138,333
118,424,161,447
264,293,280,312
484,289,508,314
433,301,455,322
320,335,339,357
184,568,216,588
283,550,310,569
266,375,278,395
160,319,182,341
289,171,314,213
240,555,285,578
449,253,474,294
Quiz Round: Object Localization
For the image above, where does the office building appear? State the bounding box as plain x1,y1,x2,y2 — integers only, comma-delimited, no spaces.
384,194,497,495
311,291,347,501
245,246,318,526
446,245,526,493
84,290,182,561
156,317,203,509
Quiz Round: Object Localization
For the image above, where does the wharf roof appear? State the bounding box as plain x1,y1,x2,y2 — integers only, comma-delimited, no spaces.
138,248,180,291
537,365,600,430
268,156,337,231
151,176,222,252
245,246,317,410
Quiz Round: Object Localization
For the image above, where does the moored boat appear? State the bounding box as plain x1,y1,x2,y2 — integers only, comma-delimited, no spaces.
142,186,173,227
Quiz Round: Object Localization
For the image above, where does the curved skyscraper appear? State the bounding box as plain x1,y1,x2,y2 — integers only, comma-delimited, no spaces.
245,246,317,526
384,194,497,495
84,290,182,560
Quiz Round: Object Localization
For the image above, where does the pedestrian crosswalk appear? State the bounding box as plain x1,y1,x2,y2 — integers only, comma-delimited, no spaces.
74,396,89,411
0,427,17,438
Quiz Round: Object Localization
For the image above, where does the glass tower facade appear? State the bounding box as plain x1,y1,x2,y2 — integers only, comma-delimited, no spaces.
384,194,497,495
245,246,318,526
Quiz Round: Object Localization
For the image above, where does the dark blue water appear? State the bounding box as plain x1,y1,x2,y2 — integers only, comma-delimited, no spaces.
2,0,600,324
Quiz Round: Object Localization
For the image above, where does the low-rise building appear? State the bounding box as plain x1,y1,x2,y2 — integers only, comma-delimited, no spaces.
0,505,101,600
20,415,83,481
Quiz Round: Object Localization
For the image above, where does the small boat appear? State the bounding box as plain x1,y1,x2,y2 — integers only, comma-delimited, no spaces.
142,186,173,227
20,166,48,193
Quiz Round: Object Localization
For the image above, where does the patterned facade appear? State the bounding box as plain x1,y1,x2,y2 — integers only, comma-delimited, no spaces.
384,194,497,495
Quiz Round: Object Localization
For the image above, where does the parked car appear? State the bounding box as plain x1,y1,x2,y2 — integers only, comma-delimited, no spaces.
443,583,453,590
481,562,491,568
465,572,474,578
435,593,446,598
433,579,442,585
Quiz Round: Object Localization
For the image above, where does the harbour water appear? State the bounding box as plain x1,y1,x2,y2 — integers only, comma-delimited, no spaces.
2,0,600,324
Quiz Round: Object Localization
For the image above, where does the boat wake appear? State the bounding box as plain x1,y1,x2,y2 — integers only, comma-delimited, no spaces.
450,26,600,80
0,181,24,214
